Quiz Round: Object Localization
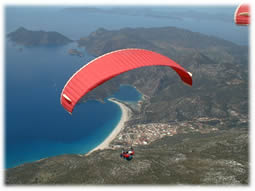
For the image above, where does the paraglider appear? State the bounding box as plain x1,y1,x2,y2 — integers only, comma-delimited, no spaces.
60,48,192,114
234,4,250,25
120,147,135,161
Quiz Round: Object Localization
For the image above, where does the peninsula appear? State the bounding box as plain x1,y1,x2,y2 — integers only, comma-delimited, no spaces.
86,98,131,155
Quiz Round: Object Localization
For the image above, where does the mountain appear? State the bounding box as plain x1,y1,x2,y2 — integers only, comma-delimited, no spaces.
78,27,248,125
6,26,249,184
7,27,73,46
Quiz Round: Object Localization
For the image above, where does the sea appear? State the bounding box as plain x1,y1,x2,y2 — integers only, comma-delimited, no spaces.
5,6,248,168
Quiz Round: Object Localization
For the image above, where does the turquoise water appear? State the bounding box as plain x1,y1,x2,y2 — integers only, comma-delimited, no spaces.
112,85,142,102
5,41,141,168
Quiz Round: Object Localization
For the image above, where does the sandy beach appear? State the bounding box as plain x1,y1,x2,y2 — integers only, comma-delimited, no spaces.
86,98,131,155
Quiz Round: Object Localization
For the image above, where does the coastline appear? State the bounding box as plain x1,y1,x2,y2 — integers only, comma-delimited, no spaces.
85,98,131,155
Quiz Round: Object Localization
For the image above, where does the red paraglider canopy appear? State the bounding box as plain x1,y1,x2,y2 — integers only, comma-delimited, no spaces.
60,49,192,114
234,4,250,25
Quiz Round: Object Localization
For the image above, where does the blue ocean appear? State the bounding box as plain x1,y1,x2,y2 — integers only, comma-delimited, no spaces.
5,6,248,168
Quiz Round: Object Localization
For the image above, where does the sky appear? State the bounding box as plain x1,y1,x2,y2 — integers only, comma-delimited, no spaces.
0,0,254,190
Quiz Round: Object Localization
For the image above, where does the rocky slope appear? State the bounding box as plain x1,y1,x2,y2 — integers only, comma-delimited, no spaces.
6,128,248,184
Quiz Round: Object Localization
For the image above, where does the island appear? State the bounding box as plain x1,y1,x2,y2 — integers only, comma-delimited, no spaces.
7,27,73,46
68,48,83,57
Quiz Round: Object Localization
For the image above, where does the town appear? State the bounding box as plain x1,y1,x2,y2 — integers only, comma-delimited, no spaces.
110,117,223,149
